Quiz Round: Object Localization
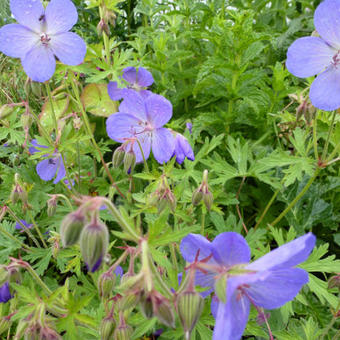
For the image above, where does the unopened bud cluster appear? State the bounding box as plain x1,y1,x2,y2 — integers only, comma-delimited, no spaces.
112,143,136,174
192,169,213,210
149,175,176,213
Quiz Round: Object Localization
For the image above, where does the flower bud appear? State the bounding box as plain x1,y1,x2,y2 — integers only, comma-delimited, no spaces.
328,274,340,290
100,316,116,340
30,81,42,97
123,149,136,174
60,210,86,247
80,219,109,272
8,267,21,284
112,146,125,168
154,296,175,328
113,324,133,340
98,271,116,299
192,188,203,206
97,19,110,36
140,291,154,319
177,291,204,336
24,323,40,340
14,317,30,340
40,326,62,340
21,112,32,129
47,195,58,217
203,191,213,211
117,291,140,311
0,104,13,119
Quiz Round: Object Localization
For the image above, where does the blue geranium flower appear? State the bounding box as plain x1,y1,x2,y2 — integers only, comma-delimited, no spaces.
286,0,340,111
180,232,315,340
0,0,86,82
0,282,12,303
172,131,195,164
29,139,66,184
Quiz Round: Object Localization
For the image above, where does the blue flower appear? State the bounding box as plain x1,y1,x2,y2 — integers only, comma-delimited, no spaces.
15,219,33,230
0,0,86,82
286,0,340,111
108,66,154,101
0,282,12,303
172,131,195,164
180,232,316,340
30,139,66,184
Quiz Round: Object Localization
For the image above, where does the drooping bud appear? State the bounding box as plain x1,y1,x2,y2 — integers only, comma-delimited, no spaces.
117,291,141,311
60,210,86,247
328,274,340,290
21,112,32,129
152,175,177,213
154,295,175,328
97,19,110,36
0,104,14,119
39,326,62,340
191,188,203,206
113,324,133,340
203,191,213,211
98,271,116,299
177,291,204,337
140,291,154,319
47,195,58,217
80,219,109,272
8,267,21,284
192,170,213,211
112,146,125,168
123,149,136,174
100,316,116,340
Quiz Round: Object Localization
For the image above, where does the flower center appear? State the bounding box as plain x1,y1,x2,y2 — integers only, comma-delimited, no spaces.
332,51,340,67
40,33,51,46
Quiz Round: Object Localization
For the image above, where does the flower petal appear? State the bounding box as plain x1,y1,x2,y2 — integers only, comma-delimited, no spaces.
36,158,58,181
123,66,154,87
29,139,48,154
118,91,147,121
108,82,126,101
22,44,56,82
53,155,66,184
132,132,151,163
174,133,195,164
213,281,250,340
0,24,39,58
0,282,12,303
151,127,175,163
145,94,172,128
180,233,213,263
314,0,340,48
45,0,78,34
106,113,143,143
309,66,340,111
243,268,309,309
286,37,334,78
211,232,251,267
50,32,86,66
247,233,315,271
10,0,44,33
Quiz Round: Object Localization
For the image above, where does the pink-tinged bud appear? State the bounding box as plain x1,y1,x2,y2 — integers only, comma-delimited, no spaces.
80,219,109,272
8,267,21,284
47,195,58,217
39,326,62,340
21,112,32,129
10,183,28,205
100,316,116,340
192,170,213,210
118,291,141,311
112,146,125,168
203,191,213,211
140,291,154,319
60,210,86,247
0,104,13,119
123,149,136,173
328,274,340,290
98,271,116,299
113,324,133,340
176,291,204,337
191,188,203,206
97,19,110,36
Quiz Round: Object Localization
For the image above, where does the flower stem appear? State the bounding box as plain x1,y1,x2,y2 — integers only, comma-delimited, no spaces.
69,77,125,198
135,138,149,173
27,210,48,248
45,83,58,136
270,168,320,227
6,206,41,248
313,112,318,160
322,110,337,161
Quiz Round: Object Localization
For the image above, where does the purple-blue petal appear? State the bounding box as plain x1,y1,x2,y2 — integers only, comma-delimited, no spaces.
213,279,250,340
247,233,316,271
314,0,340,48
151,128,175,164
243,268,309,309
90,256,103,272
0,282,13,303
118,91,147,121
145,94,172,128
45,0,78,35
122,67,154,87
286,37,334,78
114,265,124,277
50,32,86,66
108,82,125,101
186,122,193,134
211,232,251,267
309,66,340,111
36,157,59,182
53,155,66,184
15,219,33,230
173,133,195,164
180,233,213,263
0,24,39,58
22,44,56,82
10,0,44,33
131,132,151,163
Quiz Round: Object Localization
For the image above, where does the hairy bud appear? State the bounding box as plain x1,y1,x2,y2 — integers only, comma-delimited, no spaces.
123,149,136,174
328,274,340,290
97,19,110,36
140,291,154,319
100,316,116,340
8,267,21,285
192,169,213,210
60,210,86,247
203,191,213,211
98,271,116,299
10,183,28,205
47,195,58,217
177,291,204,336
191,188,203,206
0,104,13,119
21,112,32,129
80,219,109,272
113,324,133,340
112,146,125,168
